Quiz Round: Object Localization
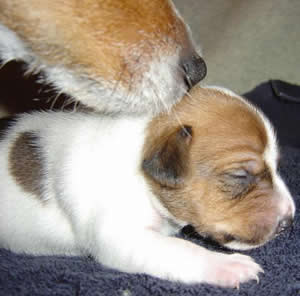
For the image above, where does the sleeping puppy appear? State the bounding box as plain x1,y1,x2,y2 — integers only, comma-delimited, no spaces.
0,0,206,115
0,86,295,288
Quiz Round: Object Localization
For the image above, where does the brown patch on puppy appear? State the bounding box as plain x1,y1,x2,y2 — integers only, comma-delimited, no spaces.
143,125,192,188
143,86,282,249
9,131,43,198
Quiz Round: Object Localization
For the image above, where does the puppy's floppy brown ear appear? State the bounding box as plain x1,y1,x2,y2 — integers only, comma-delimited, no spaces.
142,125,192,188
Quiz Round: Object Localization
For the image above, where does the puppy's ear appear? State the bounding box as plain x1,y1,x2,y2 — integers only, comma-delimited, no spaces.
142,125,193,188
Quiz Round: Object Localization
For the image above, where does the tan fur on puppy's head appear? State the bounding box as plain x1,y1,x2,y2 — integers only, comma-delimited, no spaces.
143,86,295,250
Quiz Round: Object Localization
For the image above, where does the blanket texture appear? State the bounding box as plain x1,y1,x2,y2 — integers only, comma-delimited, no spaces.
0,81,299,296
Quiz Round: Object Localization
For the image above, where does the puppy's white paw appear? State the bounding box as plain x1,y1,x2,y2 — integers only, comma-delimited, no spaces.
203,253,263,288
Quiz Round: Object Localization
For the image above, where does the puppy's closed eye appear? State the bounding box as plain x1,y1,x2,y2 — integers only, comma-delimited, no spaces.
218,169,256,199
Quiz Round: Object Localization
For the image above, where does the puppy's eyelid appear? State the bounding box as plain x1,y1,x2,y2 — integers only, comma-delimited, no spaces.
229,169,249,178
226,169,252,179
218,169,257,199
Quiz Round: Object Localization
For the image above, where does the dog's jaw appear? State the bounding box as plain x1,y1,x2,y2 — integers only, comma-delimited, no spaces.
42,54,188,115
0,24,187,115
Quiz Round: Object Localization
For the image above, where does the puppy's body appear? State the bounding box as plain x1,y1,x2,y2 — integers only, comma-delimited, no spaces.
0,87,295,287
0,0,206,114
0,113,154,255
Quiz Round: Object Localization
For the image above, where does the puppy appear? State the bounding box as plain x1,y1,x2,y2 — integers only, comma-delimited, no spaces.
0,0,206,115
0,86,295,288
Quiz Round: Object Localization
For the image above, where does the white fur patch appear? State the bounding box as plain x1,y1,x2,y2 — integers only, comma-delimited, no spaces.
0,23,32,63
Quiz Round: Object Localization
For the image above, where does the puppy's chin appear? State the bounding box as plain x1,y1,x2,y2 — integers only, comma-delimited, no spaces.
223,229,285,251
194,227,275,251
224,240,264,251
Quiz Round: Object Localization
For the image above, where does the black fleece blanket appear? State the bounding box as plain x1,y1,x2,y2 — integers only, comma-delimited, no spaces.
0,81,299,296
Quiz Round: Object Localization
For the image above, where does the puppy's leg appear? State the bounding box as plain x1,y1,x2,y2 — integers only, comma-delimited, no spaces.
91,227,263,288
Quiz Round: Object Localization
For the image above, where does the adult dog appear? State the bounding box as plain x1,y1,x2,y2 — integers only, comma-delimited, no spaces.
0,0,206,114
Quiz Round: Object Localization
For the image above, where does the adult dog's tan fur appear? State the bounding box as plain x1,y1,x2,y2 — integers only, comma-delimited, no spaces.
0,0,206,114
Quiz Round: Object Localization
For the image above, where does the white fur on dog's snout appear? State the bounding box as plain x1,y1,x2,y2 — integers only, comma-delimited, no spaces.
0,24,187,115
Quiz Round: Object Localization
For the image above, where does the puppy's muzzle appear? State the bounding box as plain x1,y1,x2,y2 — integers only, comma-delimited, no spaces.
182,54,207,90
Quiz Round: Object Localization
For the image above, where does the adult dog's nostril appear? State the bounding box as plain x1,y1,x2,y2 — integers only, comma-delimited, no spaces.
276,217,294,235
182,54,207,90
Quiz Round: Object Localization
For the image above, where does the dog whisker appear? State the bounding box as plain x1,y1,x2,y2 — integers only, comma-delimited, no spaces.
151,84,188,132
61,96,76,111
49,90,64,111
151,71,190,131
151,90,160,115
166,60,186,76
72,100,81,113
110,59,128,104
152,87,171,115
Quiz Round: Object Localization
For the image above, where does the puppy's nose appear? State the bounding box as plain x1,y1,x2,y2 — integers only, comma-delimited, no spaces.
275,217,294,235
182,54,207,90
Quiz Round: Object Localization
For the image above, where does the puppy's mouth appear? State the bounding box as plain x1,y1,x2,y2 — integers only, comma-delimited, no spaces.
182,225,271,251
223,218,295,250
204,232,262,251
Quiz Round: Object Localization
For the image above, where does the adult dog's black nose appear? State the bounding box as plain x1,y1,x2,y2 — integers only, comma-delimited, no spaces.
275,217,294,235
182,54,207,90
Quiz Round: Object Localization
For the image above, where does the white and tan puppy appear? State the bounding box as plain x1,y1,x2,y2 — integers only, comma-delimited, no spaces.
0,0,206,115
0,86,295,288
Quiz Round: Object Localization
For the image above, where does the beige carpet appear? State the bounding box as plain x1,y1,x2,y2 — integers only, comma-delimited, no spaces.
173,0,300,94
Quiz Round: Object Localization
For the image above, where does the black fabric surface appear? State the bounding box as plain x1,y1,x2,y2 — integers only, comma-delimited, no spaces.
244,80,300,149
0,81,299,296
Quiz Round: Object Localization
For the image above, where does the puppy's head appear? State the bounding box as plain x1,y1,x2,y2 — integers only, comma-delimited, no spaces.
0,0,206,114
143,86,295,250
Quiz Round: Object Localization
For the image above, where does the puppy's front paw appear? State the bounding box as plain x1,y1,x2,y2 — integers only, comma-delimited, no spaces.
204,253,263,288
